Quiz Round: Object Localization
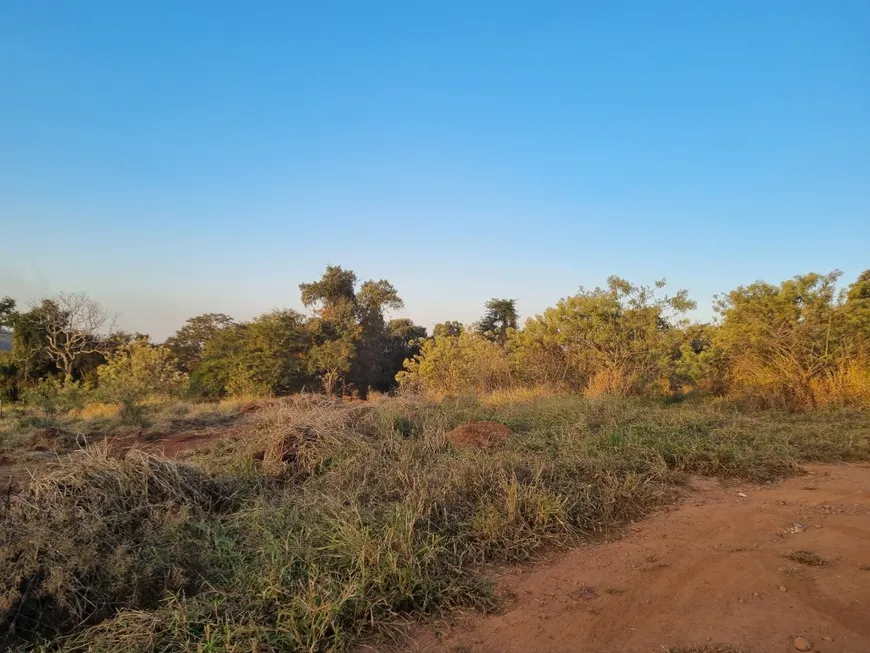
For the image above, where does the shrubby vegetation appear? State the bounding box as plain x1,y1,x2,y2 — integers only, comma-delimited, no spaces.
0,266,426,418
1,266,867,411
97,341,187,424
402,272,870,409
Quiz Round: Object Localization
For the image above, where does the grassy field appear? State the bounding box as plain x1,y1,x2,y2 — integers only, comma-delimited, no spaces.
2,394,869,652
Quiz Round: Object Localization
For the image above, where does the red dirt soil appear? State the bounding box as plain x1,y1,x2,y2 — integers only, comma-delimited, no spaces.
394,464,870,653
113,423,245,458
0,422,243,487
447,421,512,449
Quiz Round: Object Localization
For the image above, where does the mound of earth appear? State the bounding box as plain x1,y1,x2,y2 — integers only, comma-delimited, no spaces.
447,421,512,449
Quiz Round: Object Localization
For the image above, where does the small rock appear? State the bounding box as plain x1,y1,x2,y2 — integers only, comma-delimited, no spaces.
793,636,812,651
751,591,760,599
737,492,748,497
779,585,788,592
822,636,833,642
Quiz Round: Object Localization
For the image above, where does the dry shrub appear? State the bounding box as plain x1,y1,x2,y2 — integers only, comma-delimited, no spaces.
76,402,119,420
784,549,829,566
809,361,870,408
0,447,237,643
24,427,81,452
664,647,746,653
728,358,870,410
584,369,630,398
481,386,559,408
243,395,372,477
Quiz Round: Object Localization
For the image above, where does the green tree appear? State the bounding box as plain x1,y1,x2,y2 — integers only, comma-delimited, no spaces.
398,330,511,395
20,378,87,425
18,293,114,383
0,296,16,329
477,298,518,344
299,266,404,397
517,277,695,394
0,298,14,365
354,279,403,396
715,270,868,407
97,341,187,423
433,321,463,338
192,310,311,397
374,318,427,391
0,351,19,401
299,265,358,310
846,269,870,302
307,339,355,396
9,302,59,383
842,269,870,350
165,313,235,373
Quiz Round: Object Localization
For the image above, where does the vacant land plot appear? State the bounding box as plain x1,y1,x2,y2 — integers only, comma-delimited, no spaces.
1,395,868,652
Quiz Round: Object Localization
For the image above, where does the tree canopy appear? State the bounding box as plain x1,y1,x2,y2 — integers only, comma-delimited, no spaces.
2,268,868,410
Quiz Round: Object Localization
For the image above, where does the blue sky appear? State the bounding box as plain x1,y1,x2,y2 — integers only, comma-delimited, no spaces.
1,1,868,339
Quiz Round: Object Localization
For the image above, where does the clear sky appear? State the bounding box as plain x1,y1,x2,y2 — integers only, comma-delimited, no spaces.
1,1,868,339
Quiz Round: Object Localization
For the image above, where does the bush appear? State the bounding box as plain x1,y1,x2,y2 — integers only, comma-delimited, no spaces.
0,351,18,402
19,379,87,426
97,342,187,424
398,330,512,396
714,271,870,409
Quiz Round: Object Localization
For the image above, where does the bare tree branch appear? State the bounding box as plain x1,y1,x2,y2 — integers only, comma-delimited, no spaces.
29,292,116,381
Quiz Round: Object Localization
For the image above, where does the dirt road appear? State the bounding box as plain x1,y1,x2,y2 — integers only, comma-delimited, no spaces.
407,464,870,653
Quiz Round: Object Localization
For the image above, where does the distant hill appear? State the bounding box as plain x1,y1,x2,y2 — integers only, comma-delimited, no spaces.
0,330,11,352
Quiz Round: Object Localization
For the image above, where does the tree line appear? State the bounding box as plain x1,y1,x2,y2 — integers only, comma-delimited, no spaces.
1,267,869,414
0,267,426,407
402,270,870,409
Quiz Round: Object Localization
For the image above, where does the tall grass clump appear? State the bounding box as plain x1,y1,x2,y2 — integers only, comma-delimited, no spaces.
0,447,238,646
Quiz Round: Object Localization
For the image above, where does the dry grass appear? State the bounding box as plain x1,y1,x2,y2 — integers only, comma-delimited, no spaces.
1,394,868,651
0,446,238,646
784,549,830,567
663,646,747,653
0,399,244,456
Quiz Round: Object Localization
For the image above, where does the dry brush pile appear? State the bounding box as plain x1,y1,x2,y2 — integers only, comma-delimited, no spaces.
2,395,869,652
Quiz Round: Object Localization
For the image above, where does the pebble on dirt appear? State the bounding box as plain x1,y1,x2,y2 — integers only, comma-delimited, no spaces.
793,636,812,651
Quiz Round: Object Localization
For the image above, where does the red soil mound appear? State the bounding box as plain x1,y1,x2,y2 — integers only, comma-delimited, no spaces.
447,421,512,449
